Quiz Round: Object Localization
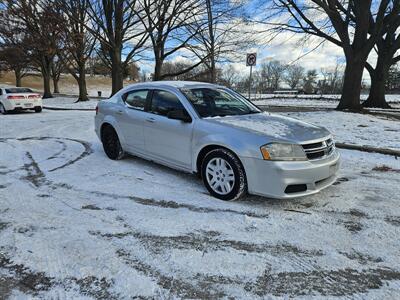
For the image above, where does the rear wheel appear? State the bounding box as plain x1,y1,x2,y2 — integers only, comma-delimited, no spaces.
101,125,125,160
0,103,7,115
34,106,42,113
201,149,247,201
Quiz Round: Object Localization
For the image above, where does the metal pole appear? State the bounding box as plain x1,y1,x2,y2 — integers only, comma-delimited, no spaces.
248,65,252,101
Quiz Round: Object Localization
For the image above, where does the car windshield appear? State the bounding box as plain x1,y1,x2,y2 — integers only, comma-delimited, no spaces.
5,88,33,94
180,87,261,118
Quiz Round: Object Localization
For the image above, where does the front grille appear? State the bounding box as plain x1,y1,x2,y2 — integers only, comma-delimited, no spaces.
301,138,334,160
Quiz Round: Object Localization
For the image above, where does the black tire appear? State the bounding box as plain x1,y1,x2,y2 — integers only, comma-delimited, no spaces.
201,148,247,201
34,106,42,113
0,103,7,115
101,125,125,160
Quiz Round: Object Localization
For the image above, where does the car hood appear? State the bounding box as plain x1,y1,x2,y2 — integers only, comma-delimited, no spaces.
205,112,331,143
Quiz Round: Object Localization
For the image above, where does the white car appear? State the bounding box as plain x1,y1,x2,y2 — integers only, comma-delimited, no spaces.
95,81,340,200
0,87,43,114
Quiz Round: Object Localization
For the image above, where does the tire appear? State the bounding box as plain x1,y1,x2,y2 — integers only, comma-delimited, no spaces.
34,106,42,113
101,125,125,160
0,103,7,115
201,148,247,201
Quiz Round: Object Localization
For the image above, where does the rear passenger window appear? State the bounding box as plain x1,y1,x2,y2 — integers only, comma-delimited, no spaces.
150,90,185,117
123,90,148,110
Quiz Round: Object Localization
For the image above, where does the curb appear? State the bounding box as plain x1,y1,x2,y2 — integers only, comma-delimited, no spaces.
43,106,95,111
336,143,400,157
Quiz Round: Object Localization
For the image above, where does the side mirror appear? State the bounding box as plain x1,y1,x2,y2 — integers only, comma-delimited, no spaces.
167,109,192,123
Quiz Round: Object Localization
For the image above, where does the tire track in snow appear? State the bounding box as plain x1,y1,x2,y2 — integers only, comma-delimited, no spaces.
0,137,93,176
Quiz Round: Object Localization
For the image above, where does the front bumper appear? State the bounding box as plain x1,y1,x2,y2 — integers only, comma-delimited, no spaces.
241,150,340,199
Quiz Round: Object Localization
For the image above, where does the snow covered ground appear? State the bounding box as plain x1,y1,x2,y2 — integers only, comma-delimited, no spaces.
43,97,99,110
281,111,400,151
1,110,400,299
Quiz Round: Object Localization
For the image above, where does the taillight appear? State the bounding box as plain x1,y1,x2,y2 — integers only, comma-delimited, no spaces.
7,95,25,100
95,105,99,115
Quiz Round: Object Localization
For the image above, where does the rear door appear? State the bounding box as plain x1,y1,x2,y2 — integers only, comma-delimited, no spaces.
143,89,194,170
117,89,150,154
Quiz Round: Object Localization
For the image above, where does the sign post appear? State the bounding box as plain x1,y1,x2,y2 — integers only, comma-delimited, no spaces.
246,53,257,101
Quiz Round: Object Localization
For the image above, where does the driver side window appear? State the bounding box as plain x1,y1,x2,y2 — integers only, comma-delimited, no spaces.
150,90,185,117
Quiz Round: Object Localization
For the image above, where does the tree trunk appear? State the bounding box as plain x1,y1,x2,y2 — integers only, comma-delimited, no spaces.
153,57,163,81
110,49,123,96
42,72,52,98
337,58,365,110
41,60,53,99
363,56,391,109
206,0,216,83
53,76,60,94
209,56,216,83
77,65,89,102
15,69,22,87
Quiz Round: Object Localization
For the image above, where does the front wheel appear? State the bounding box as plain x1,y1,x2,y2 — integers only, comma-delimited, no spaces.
201,149,247,201
101,126,125,160
34,106,42,113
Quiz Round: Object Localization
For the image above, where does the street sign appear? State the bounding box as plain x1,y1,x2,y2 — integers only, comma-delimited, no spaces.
246,53,257,66
246,53,257,100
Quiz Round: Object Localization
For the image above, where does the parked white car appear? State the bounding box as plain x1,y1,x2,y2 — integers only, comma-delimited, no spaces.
0,87,43,114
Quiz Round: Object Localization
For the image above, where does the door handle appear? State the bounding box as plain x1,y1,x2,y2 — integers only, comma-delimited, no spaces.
146,117,156,123
116,110,124,115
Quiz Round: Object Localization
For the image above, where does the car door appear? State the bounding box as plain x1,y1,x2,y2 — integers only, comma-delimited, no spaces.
143,89,194,170
116,89,150,154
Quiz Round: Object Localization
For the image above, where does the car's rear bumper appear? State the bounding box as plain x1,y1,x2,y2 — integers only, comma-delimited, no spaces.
241,150,340,199
3,100,42,111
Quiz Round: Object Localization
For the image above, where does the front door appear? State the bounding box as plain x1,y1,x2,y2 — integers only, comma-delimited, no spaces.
143,89,194,169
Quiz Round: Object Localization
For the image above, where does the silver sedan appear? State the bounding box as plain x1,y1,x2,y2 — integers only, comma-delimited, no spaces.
95,81,340,200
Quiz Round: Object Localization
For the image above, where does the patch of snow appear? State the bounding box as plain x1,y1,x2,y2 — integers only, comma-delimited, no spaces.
281,111,400,151
43,97,98,110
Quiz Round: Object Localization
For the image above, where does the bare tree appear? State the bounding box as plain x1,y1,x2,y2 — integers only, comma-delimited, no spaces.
220,64,241,88
3,0,63,98
0,45,30,87
138,0,209,81
191,0,253,83
271,0,395,110
84,0,148,95
51,56,64,94
364,30,400,108
285,64,304,89
56,0,96,101
303,69,317,94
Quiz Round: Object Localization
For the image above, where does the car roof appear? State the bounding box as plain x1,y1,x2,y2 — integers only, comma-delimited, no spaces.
124,81,224,90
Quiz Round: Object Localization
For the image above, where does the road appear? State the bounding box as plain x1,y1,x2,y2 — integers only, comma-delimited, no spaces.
1,110,400,299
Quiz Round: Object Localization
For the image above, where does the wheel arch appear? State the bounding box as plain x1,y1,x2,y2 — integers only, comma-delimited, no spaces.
196,144,244,176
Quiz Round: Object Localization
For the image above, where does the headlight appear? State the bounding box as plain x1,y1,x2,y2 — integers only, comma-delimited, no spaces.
260,143,307,161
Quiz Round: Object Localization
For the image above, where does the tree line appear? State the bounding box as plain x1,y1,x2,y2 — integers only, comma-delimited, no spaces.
264,0,400,109
0,0,251,101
